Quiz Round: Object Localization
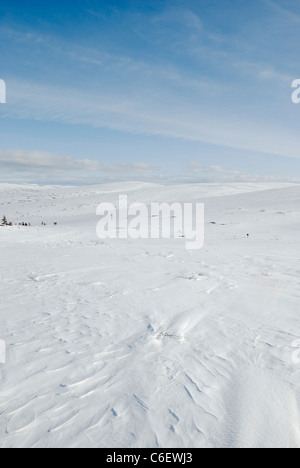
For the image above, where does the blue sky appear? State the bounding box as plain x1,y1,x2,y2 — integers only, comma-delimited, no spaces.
1,0,300,184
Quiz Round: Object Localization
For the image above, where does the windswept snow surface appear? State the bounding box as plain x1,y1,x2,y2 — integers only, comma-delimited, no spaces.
0,182,299,448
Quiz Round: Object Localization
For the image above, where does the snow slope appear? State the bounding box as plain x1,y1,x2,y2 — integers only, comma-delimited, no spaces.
0,182,299,448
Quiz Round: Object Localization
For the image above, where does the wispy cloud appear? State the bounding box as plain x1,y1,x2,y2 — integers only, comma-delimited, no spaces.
152,8,203,33
232,60,293,84
3,78,300,160
0,148,157,184
264,0,300,23
0,149,102,171
0,24,216,94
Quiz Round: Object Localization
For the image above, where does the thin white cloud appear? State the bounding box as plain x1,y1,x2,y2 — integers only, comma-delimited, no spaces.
0,149,102,171
232,60,293,84
0,25,214,93
0,149,298,186
264,0,300,23
3,79,300,160
0,149,156,176
152,8,203,33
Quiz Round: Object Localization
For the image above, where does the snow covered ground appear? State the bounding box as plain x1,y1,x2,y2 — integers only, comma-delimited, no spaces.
0,181,299,448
